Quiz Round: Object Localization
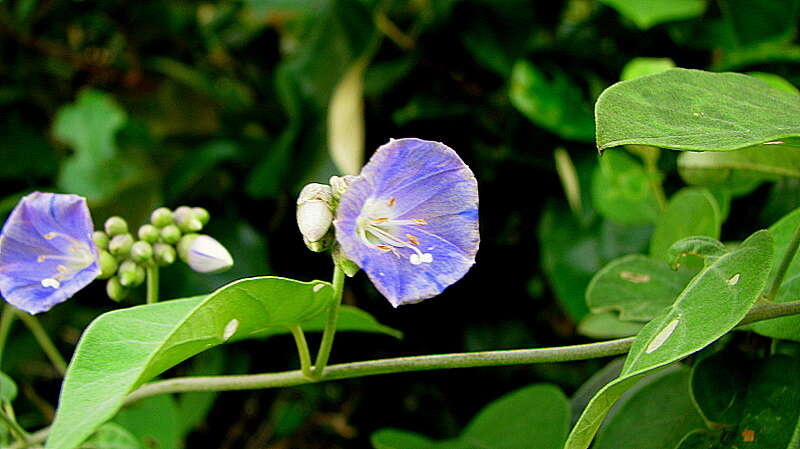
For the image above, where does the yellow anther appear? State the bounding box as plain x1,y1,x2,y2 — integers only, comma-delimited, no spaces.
372,217,389,223
37,255,46,262
406,234,419,245
387,197,397,207
413,219,427,225
44,232,56,239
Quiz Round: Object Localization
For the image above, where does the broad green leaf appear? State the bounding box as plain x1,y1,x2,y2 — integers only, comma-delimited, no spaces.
754,207,800,341
82,423,142,449
595,68,800,152
689,351,748,427
594,367,705,449
510,61,594,142
47,277,334,449
598,0,705,29
0,372,17,403
591,150,661,225
719,0,800,47
649,188,721,261
677,145,800,194
114,396,181,449
328,57,368,175
586,255,693,321
620,57,675,81
623,230,772,376
566,230,772,449
577,311,643,339
371,384,570,449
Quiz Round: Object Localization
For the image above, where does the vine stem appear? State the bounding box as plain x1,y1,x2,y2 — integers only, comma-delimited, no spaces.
290,325,313,379
766,222,800,301
12,299,800,449
311,265,345,379
0,304,18,365
146,265,159,304
15,311,66,376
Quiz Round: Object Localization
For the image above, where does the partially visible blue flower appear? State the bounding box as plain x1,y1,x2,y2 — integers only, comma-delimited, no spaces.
334,138,479,307
0,192,99,314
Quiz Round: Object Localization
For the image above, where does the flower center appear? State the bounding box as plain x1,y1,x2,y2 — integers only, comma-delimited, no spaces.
37,232,96,289
355,197,433,265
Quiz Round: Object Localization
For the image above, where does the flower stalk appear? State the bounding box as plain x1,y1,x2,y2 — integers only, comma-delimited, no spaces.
766,221,800,301
311,265,345,379
146,265,159,304
16,311,67,376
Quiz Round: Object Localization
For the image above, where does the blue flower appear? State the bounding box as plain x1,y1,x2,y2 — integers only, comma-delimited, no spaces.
0,192,100,314
334,138,479,307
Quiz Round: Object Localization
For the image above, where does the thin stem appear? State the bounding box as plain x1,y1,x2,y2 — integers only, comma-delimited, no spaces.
0,304,18,366
290,325,313,379
767,222,800,301
645,160,668,211
146,265,159,304
311,265,345,379
0,408,31,446
16,311,66,376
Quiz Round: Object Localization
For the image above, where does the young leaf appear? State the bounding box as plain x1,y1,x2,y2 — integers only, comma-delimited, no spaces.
114,395,182,449
82,423,142,449
46,277,335,449
594,367,706,449
667,236,729,270
371,384,570,449
586,255,693,321
620,57,676,81
649,188,721,261
595,68,800,152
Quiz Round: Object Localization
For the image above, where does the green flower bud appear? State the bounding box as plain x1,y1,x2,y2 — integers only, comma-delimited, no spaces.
178,234,234,273
106,277,128,302
151,207,174,228
192,207,210,226
97,250,118,280
174,206,203,233
92,231,110,250
153,243,177,266
104,216,129,236
109,233,134,258
118,260,145,287
297,183,334,251
138,224,159,243
333,244,359,277
160,225,182,244
130,241,154,264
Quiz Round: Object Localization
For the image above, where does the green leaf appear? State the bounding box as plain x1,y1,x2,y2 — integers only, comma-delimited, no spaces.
649,188,721,261
623,230,772,376
586,255,693,321
371,384,570,449
591,150,661,225
595,68,800,152
594,367,706,449
620,57,676,81
47,277,334,449
114,396,181,449
82,423,142,449
577,311,644,339
667,236,729,270
566,230,773,449
689,351,748,427
677,145,800,194
719,0,800,47
598,0,706,29
510,61,594,142
0,372,17,403
748,72,800,95
176,349,224,434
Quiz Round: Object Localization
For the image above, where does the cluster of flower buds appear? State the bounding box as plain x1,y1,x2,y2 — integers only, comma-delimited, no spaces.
296,176,359,276
94,206,233,302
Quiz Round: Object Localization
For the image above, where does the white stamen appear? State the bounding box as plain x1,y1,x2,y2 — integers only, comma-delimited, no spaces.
41,278,60,289
409,253,433,265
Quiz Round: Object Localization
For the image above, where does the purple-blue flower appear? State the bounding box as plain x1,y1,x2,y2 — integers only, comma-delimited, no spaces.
0,192,100,314
334,138,479,307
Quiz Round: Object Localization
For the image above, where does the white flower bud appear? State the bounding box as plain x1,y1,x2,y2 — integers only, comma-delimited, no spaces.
296,183,334,245
329,175,357,201
179,234,233,274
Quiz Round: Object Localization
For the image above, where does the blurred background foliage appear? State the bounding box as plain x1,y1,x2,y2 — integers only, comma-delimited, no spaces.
1,0,800,447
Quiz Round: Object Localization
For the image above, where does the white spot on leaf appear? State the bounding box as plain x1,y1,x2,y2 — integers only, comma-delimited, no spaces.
645,317,680,354
620,271,650,283
223,319,239,341
313,284,325,292
727,274,740,285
